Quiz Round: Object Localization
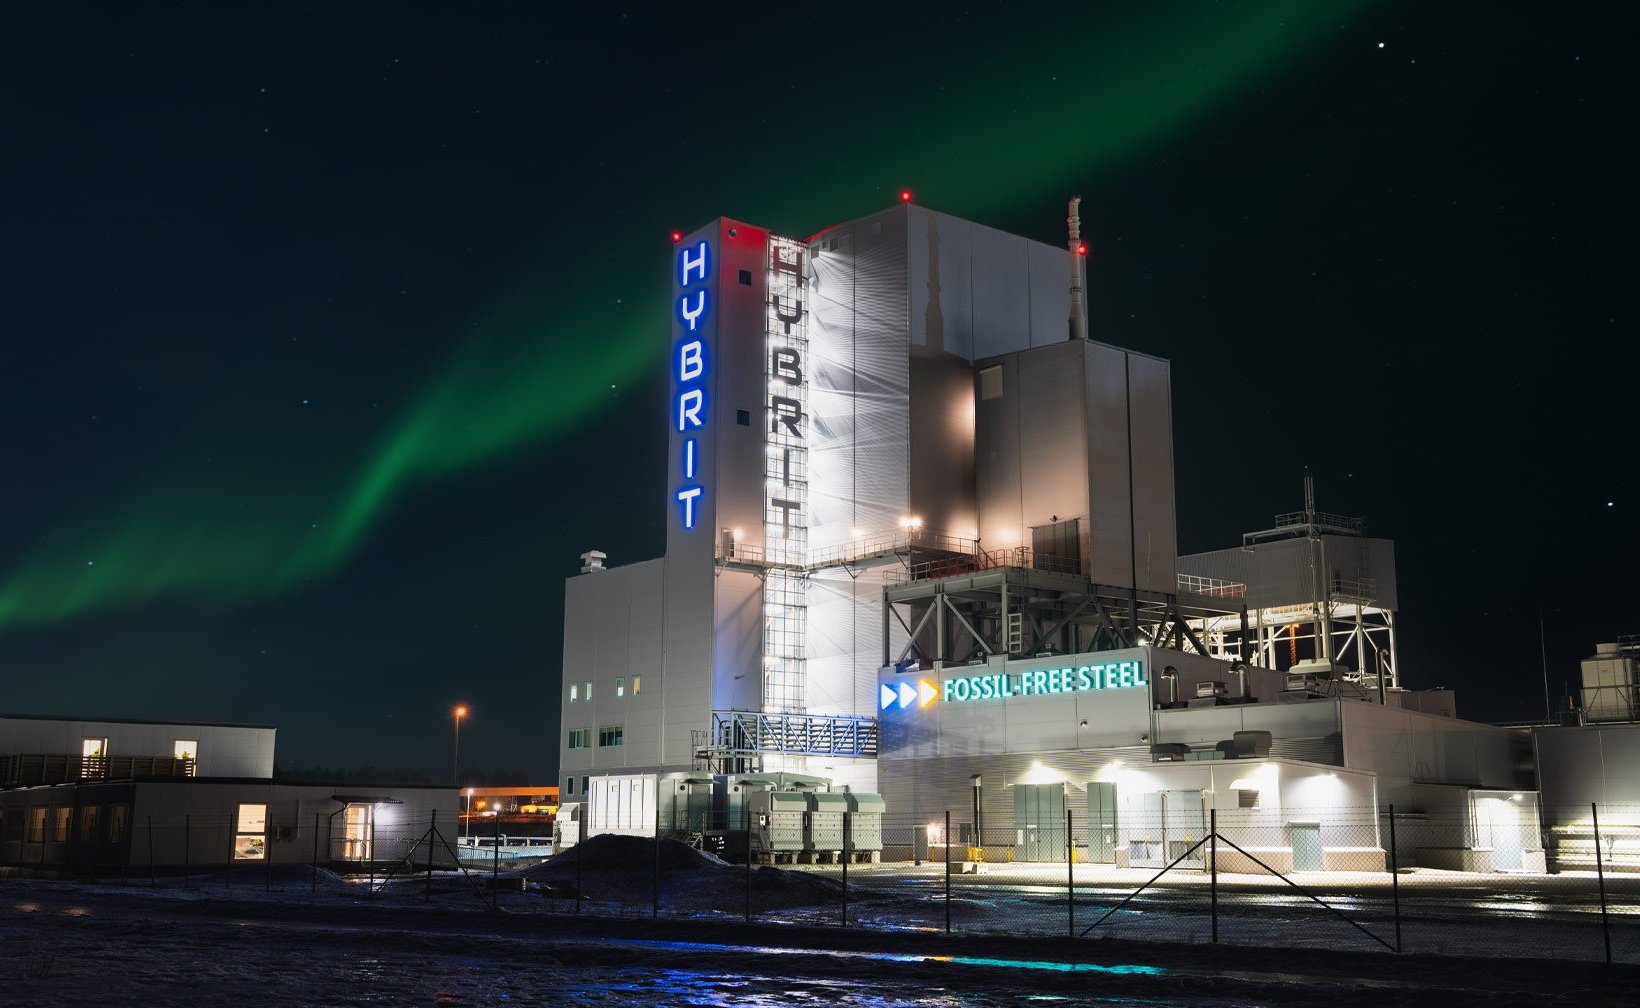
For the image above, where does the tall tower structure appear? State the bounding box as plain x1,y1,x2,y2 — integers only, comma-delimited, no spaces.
557,201,1185,799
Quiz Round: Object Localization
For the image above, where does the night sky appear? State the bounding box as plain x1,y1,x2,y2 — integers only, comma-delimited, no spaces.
3,3,1633,781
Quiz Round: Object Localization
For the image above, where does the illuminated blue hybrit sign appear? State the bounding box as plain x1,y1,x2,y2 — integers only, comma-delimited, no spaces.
673,239,710,530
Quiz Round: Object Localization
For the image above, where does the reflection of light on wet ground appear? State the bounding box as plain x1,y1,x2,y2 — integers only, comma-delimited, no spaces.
622,939,1164,976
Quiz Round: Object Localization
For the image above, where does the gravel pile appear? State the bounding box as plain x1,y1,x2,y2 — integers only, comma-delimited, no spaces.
516,834,847,912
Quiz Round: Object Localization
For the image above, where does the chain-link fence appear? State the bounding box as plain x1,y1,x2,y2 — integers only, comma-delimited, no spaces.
5,803,1638,964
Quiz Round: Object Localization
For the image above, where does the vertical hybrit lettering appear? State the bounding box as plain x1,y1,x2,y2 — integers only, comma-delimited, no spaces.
673,238,711,529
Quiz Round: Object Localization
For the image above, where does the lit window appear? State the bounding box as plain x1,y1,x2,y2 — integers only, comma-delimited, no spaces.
633,676,642,695
174,739,198,775
598,725,624,747
583,680,593,701
52,807,72,843
29,808,47,843
234,803,268,860
615,678,626,698
569,683,579,703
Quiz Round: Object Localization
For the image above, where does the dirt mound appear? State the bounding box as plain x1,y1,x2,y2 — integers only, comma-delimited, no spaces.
526,834,722,873
515,834,848,913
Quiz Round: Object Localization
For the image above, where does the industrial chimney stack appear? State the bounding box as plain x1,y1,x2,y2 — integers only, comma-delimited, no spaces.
1068,195,1089,341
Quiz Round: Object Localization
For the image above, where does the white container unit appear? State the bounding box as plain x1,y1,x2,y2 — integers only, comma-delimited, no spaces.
805,791,850,861
747,790,808,863
844,793,886,863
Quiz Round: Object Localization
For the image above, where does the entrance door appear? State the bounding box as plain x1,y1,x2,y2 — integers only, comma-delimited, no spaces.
1085,782,1118,863
1130,793,1165,868
1476,797,1523,870
343,804,373,861
1163,791,1205,869
1290,822,1322,871
1012,783,1066,862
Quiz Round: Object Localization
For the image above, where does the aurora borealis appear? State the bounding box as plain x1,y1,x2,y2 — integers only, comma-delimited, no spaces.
3,3,1631,776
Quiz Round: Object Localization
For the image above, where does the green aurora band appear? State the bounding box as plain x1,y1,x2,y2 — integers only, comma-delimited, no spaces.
0,0,1371,630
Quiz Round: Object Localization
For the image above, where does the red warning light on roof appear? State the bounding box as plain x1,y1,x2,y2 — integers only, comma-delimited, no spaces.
1077,243,1087,255
671,231,682,242
900,190,912,203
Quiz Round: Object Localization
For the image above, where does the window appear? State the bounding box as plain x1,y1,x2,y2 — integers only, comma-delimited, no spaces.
81,737,109,778
615,678,626,698
581,776,589,795
108,804,129,842
979,365,1004,401
582,680,593,701
569,683,579,703
234,803,268,860
564,777,576,797
598,725,624,748
52,807,72,843
28,808,47,843
1237,789,1260,809
736,409,751,426
79,805,101,842
174,739,198,775
738,268,753,286
632,675,642,695
567,728,590,749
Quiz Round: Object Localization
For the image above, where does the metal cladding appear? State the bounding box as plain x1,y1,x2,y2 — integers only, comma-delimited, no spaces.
561,200,1184,806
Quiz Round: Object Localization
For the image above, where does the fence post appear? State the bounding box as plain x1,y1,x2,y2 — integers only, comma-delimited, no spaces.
1066,808,1075,937
653,802,661,919
148,816,156,887
311,812,319,897
1209,807,1217,944
1387,804,1402,953
944,809,952,935
841,810,850,928
492,802,501,913
183,814,191,888
1593,802,1612,966
744,803,752,924
575,826,583,915
425,809,436,903
224,816,232,888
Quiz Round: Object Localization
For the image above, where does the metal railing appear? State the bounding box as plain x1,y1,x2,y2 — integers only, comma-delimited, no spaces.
0,753,196,787
907,545,1082,582
717,528,980,572
707,710,878,757
1177,574,1248,599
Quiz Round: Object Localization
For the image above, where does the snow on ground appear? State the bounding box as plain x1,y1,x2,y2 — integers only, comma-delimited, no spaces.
3,856,1639,1006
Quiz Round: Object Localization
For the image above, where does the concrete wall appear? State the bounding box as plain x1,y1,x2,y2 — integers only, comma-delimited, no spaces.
1339,702,1528,805
974,341,1176,592
558,558,667,789
0,716,274,778
0,779,456,869
906,205,1070,361
1178,536,1399,613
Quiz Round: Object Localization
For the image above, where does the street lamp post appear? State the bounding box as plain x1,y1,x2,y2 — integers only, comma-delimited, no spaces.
453,705,468,787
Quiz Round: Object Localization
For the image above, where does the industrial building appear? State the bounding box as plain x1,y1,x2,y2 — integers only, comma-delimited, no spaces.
0,714,454,873
556,198,1583,873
